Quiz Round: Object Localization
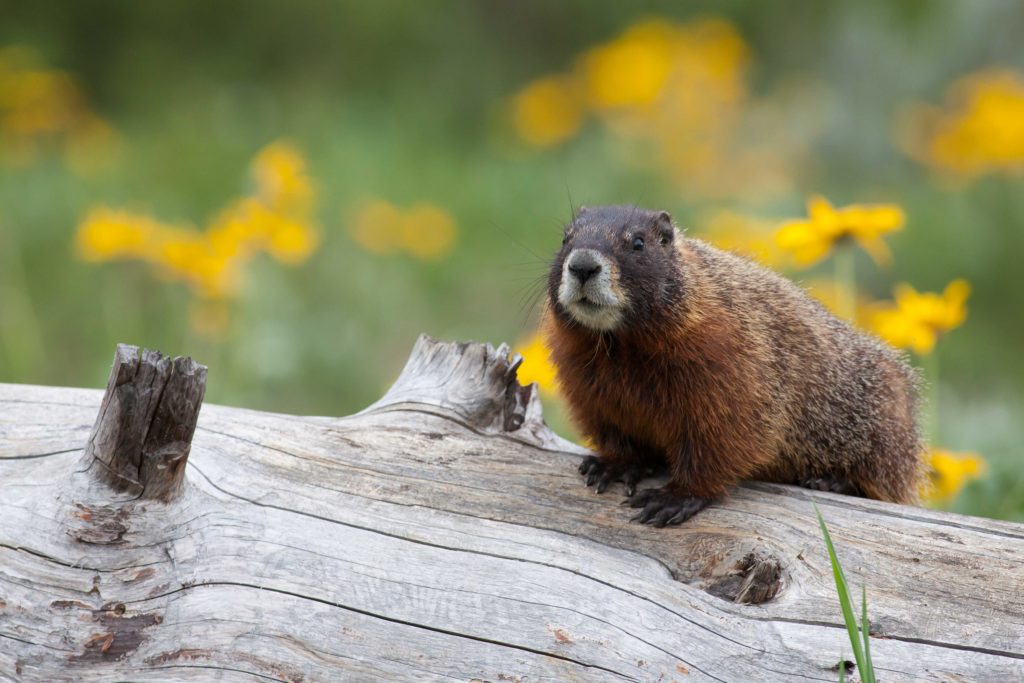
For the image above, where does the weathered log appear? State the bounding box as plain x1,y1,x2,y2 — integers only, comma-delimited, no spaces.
1,335,1023,682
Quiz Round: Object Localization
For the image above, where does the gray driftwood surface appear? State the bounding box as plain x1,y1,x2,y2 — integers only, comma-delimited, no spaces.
1,335,1023,683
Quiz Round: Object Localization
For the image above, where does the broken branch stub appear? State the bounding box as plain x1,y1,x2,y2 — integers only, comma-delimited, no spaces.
82,344,207,501
360,334,587,454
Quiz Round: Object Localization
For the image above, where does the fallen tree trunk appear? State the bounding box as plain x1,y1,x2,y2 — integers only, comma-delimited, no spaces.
1,335,1022,682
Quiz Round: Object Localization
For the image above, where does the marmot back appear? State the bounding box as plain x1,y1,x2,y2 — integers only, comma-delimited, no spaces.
544,205,923,527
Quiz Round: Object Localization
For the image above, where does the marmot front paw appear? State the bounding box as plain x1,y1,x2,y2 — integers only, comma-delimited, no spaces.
578,455,662,496
624,487,712,527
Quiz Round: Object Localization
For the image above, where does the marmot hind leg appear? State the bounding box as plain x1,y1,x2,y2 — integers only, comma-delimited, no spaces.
799,476,864,497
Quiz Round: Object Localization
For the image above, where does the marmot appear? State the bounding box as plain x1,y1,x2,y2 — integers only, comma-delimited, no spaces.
543,205,923,526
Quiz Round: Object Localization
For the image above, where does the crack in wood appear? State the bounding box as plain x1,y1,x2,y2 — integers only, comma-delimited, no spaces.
148,663,292,682
746,482,1024,541
137,579,641,681
145,648,308,682
0,541,165,575
184,461,768,659
191,426,576,514
753,615,1024,659
0,448,81,461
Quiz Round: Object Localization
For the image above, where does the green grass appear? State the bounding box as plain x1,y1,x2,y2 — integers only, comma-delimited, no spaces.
815,502,875,683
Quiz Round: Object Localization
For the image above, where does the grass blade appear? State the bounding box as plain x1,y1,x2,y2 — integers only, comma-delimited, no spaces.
814,502,870,680
861,585,875,683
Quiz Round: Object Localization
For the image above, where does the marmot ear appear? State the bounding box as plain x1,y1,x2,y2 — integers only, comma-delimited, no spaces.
578,205,588,215
655,210,676,244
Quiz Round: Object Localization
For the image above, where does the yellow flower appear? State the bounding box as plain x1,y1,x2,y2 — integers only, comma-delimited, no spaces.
775,195,905,267
1,70,81,136
581,19,679,110
75,208,241,299
0,44,117,175
349,199,457,260
179,250,242,299
75,207,157,261
586,18,755,198
206,199,266,258
349,200,403,255
514,332,558,394
922,448,984,503
698,209,785,268
75,140,320,306
251,141,314,214
511,75,583,148
500,16,800,200
399,204,457,260
871,279,970,355
266,216,319,264
210,197,319,265
157,241,241,300
504,17,769,199
900,68,1024,179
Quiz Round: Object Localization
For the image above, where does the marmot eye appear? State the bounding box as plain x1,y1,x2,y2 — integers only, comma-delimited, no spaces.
632,236,645,251
562,234,569,246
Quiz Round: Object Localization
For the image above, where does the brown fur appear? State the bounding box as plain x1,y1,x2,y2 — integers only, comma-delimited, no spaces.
544,205,924,509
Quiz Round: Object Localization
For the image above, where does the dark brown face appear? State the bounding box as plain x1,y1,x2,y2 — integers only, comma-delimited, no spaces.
548,205,681,332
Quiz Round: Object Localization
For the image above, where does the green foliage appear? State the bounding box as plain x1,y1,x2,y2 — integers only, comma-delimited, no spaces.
0,1,1022,518
815,502,875,683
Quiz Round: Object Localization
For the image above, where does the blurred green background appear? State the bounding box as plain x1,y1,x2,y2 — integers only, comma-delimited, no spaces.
1,1,1021,519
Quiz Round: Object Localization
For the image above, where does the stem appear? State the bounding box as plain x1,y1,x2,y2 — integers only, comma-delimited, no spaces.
0,228,46,379
833,245,856,323
924,349,941,444
101,266,143,350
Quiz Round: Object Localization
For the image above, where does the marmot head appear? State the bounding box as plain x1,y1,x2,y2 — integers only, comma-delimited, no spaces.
548,205,681,333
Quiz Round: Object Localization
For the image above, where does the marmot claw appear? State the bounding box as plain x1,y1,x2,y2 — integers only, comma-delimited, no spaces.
625,488,711,527
578,455,645,496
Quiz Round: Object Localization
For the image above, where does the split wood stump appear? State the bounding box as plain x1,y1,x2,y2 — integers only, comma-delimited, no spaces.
1,336,1023,682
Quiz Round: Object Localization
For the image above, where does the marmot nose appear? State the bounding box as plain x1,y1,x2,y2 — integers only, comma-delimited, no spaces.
568,254,602,284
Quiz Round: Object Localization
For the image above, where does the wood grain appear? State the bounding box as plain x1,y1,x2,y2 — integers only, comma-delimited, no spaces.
1,335,1021,682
